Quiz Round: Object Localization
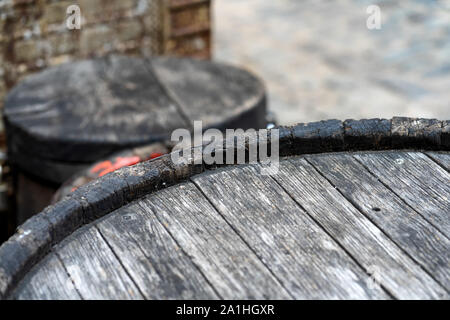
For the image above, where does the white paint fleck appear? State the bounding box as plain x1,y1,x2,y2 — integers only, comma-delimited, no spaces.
322,239,337,251
260,231,274,245
17,229,31,239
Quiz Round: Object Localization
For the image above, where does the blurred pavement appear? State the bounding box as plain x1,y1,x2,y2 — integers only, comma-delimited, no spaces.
214,0,450,125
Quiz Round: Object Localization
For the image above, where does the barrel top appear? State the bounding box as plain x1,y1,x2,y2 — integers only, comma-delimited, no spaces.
0,117,449,299
4,55,266,163
7,150,450,300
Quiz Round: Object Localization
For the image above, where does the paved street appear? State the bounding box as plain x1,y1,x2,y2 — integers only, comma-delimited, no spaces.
214,0,450,125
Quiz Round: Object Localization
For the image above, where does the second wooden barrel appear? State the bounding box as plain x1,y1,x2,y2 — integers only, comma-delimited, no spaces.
3,55,267,225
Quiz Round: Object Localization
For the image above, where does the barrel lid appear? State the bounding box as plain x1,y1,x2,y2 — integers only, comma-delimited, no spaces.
4,55,266,165
0,117,449,299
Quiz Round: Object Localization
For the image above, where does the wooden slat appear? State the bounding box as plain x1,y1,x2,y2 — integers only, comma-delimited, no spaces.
274,157,448,299
56,226,144,300
11,253,81,300
139,182,292,299
151,57,266,129
9,150,450,300
307,153,450,290
5,56,191,164
426,152,450,171
99,55,190,137
192,165,388,299
95,203,218,299
354,152,450,236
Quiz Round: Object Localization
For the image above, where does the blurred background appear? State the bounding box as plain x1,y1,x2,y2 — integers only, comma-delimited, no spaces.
1,0,449,128
214,0,450,124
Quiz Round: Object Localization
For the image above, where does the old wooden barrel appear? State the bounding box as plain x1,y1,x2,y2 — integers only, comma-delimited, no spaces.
0,117,448,300
3,55,267,225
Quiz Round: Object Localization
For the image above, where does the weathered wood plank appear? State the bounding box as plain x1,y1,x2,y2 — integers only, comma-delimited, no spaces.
343,118,391,149
273,157,448,299
391,117,442,149
307,153,450,290
4,150,449,300
290,119,344,154
192,165,388,299
10,253,81,300
95,203,218,299
426,152,450,171
4,57,188,164
354,152,450,236
151,57,266,130
139,182,292,299
101,55,190,135
56,226,144,300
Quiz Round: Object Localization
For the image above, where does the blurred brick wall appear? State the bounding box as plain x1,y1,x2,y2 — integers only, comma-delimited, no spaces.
0,0,211,132
165,0,211,58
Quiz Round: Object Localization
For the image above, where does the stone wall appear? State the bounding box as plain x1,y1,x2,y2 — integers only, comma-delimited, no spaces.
0,0,211,128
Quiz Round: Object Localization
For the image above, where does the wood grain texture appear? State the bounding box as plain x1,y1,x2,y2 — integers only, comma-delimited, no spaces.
290,119,344,154
95,202,218,299
273,157,448,299
0,214,53,299
56,226,144,300
151,57,267,130
443,120,450,149
3,150,450,300
427,152,450,171
4,56,187,163
343,118,391,149
391,117,442,149
139,182,292,299
307,153,450,290
354,152,450,237
10,253,81,300
192,165,388,299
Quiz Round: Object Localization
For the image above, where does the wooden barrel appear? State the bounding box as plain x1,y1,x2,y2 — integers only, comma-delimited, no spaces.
3,55,267,225
0,117,448,300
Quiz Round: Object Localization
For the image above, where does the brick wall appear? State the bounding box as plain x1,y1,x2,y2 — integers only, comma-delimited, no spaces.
0,0,211,133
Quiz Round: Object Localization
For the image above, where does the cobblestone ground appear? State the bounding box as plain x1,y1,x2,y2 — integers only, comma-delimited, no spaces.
214,0,450,125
